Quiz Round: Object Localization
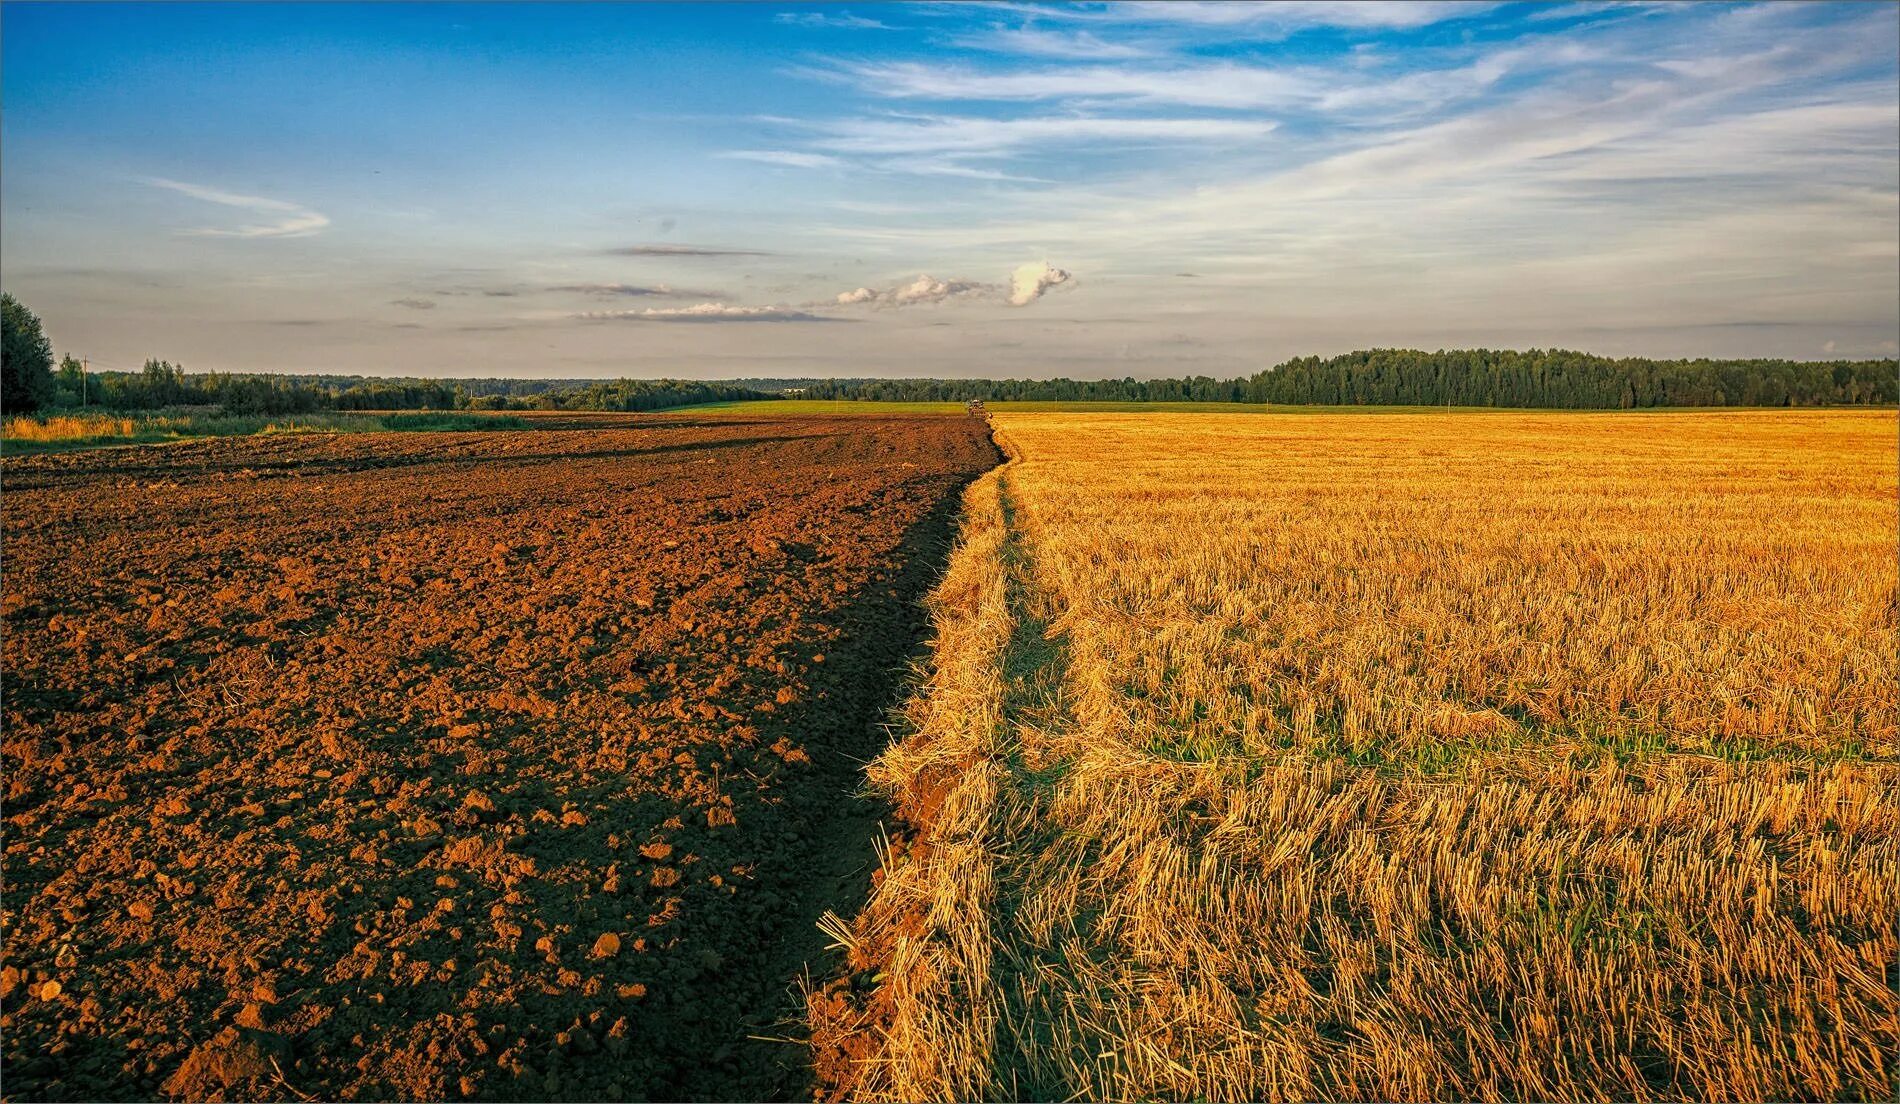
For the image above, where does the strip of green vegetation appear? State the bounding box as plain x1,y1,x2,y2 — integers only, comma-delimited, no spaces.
2,409,531,455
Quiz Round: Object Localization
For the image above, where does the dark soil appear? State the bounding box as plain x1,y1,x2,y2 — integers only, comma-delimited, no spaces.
1,415,998,1101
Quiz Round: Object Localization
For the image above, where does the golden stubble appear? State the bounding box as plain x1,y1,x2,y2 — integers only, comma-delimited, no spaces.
826,409,1899,1102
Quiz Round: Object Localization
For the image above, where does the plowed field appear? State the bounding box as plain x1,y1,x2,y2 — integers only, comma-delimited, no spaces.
1,415,998,1101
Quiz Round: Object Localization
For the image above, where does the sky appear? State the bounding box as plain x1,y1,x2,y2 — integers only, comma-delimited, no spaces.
2,1,1896,380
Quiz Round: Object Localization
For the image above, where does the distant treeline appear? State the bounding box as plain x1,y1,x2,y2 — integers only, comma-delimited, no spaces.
797,374,1257,403
1253,349,1897,408
63,361,764,414
793,349,1899,408
28,351,1899,420
460,378,767,412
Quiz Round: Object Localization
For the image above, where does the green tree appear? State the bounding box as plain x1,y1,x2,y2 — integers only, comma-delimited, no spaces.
1,294,56,413
57,354,87,406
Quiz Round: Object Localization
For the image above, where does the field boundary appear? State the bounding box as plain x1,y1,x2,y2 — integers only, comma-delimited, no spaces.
806,430,1030,1101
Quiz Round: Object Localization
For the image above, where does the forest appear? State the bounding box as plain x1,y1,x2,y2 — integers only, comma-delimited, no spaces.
44,360,765,415
795,349,1897,408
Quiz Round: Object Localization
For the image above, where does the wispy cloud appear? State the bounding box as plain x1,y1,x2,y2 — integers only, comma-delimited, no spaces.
391,297,437,310
720,150,844,169
775,10,892,30
144,177,330,238
872,156,1051,181
830,60,1314,109
551,282,724,298
822,36,1602,116
577,302,837,322
805,112,1276,156
605,244,774,257
1004,1,1497,32
948,26,1152,59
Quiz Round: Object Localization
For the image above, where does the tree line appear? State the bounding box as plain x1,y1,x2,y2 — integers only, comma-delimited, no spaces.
1247,348,1897,408
795,349,1896,408
797,374,1258,403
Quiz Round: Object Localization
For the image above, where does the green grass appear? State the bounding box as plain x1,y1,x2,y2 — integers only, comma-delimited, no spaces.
2,408,532,455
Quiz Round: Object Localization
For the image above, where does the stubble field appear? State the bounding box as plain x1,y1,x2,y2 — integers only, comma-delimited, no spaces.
814,409,1899,1103
1,415,997,1101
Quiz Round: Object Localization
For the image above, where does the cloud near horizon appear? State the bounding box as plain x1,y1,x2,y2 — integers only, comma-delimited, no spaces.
1008,261,1071,306
829,261,1073,309
576,302,838,323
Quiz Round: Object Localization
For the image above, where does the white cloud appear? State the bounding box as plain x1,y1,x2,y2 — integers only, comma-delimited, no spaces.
720,149,844,168
143,177,330,238
870,157,1051,181
807,112,1276,156
892,273,985,304
826,36,1604,115
578,302,830,322
997,1,1496,31
950,26,1152,59
1008,260,1072,306
836,60,1315,109
828,261,1075,309
1190,1,1496,29
775,10,890,30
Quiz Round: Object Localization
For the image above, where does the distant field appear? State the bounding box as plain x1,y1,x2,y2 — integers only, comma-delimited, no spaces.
815,408,1899,1102
677,398,1539,415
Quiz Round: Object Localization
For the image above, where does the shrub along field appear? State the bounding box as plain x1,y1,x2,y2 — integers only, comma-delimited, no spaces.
813,409,1898,1102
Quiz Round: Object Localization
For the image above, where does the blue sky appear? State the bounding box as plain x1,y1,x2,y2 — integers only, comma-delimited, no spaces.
3,1,1895,379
